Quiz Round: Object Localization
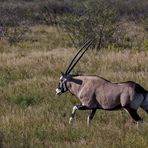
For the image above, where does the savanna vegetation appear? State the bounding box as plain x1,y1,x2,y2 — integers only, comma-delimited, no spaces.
0,0,148,147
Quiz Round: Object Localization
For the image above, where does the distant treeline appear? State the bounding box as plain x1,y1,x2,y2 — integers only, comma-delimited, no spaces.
0,0,148,50
0,0,148,26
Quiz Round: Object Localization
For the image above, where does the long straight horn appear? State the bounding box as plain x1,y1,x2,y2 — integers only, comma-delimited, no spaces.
65,38,95,74
64,37,94,75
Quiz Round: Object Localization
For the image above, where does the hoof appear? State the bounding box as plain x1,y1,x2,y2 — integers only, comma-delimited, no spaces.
133,118,143,124
133,119,143,128
69,117,73,124
136,119,143,125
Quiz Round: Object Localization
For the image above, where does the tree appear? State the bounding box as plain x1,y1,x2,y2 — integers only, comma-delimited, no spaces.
59,0,117,50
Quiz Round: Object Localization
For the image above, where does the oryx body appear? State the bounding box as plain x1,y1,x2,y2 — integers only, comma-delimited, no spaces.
66,75,148,111
56,38,148,125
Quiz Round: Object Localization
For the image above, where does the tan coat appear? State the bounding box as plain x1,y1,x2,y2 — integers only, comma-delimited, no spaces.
67,75,148,110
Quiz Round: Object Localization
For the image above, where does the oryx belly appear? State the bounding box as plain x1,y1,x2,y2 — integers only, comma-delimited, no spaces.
95,84,121,109
96,93,121,109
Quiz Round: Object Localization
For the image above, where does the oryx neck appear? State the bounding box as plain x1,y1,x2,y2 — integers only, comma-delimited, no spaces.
66,76,83,97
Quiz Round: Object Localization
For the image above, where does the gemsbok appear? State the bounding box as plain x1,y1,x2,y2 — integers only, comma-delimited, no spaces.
56,38,148,126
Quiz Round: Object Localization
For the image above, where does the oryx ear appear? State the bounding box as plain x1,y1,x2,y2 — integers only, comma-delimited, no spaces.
60,72,66,79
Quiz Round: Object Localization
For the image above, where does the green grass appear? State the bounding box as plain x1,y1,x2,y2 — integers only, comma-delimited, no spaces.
0,26,148,148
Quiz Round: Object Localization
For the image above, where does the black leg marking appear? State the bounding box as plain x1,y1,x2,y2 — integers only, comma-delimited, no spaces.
87,109,96,126
69,104,89,124
73,104,89,110
70,104,88,117
125,107,142,122
89,109,96,120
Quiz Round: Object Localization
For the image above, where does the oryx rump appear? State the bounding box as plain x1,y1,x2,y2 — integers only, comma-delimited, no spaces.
56,38,148,125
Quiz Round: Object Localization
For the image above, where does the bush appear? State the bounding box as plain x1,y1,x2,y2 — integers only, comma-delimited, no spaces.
2,25,31,45
58,0,117,50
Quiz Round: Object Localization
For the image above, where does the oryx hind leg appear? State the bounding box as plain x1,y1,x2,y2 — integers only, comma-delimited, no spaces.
69,104,88,124
124,107,143,122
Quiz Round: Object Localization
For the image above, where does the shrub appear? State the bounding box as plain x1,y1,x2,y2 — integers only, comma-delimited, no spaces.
2,25,31,46
58,0,117,50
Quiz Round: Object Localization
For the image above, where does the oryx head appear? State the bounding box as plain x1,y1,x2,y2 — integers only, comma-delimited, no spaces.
56,72,69,96
56,37,95,96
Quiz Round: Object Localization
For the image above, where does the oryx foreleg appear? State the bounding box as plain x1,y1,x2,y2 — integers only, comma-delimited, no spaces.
69,105,78,124
87,109,96,126
69,104,88,124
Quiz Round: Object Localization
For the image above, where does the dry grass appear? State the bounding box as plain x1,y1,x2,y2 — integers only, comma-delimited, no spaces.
0,26,148,148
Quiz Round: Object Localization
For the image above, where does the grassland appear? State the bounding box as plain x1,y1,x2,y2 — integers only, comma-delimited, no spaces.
0,25,148,148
